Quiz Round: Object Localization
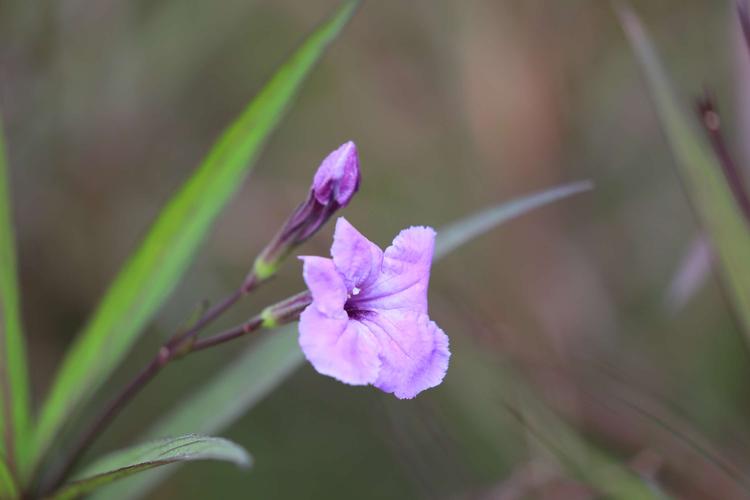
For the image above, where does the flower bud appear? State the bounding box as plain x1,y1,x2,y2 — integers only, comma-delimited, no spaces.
248,141,361,286
312,141,359,206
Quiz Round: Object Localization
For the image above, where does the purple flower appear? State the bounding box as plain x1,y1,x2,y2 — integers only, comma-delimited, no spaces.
252,142,360,283
299,217,450,399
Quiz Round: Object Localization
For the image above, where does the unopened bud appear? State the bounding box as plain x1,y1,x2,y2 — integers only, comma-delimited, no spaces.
248,142,361,285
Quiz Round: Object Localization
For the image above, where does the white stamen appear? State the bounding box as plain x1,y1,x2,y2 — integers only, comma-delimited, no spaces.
352,286,361,296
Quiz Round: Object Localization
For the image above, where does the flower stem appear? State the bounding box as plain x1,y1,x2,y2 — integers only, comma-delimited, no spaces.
190,291,311,353
41,281,309,497
39,353,164,495
188,316,264,353
41,275,264,495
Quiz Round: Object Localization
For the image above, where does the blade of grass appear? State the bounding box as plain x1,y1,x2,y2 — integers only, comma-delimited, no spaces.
665,233,712,310
32,0,360,470
147,329,302,441
505,393,664,499
93,181,592,500
49,435,249,500
618,5,750,336
0,116,31,477
451,338,662,498
0,458,18,499
434,181,593,259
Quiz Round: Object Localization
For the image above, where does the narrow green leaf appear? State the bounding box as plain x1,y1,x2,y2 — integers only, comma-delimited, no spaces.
452,339,661,499
148,330,302,440
93,331,300,500
618,5,750,335
94,181,592,500
33,0,360,466
0,116,31,473
509,389,663,499
0,458,19,500
48,435,249,500
434,181,593,259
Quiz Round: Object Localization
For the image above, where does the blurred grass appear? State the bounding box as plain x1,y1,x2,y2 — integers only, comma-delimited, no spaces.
1,0,750,498
0,115,31,476
619,4,750,340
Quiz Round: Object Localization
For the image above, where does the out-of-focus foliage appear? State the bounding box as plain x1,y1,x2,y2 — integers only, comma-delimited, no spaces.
2,0,750,498
0,116,31,477
434,181,592,258
619,6,750,339
0,459,18,499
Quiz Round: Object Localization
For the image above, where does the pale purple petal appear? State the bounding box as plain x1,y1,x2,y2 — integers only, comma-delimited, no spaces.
355,226,436,314
298,220,449,399
312,141,360,206
331,217,383,291
358,311,450,399
300,256,347,316
299,306,380,385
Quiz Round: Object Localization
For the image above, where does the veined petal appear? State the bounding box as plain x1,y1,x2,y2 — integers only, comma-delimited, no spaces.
299,306,380,385
359,310,450,399
300,256,347,316
331,217,383,291
356,226,436,314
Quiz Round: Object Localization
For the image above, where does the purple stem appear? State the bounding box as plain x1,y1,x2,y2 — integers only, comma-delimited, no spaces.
738,1,750,58
41,276,262,495
187,316,264,353
190,291,311,353
696,94,750,225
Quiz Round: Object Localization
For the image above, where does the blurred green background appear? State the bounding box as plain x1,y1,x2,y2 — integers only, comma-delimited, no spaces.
2,0,750,498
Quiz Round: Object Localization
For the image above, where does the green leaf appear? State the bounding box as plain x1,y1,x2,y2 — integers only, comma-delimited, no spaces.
0,458,19,499
451,338,661,499
93,181,592,500
0,116,31,474
618,5,750,335
434,181,593,259
507,384,663,499
148,330,303,440
32,0,360,467
93,331,300,500
48,435,249,500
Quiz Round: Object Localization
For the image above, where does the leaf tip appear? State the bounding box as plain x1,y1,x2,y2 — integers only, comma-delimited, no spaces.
566,179,595,194
614,1,645,42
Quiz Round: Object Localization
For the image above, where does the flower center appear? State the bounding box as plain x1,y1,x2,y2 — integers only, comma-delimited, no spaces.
344,294,372,321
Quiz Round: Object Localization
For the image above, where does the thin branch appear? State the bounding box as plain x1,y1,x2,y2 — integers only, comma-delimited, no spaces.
696,93,750,224
188,316,264,353
41,275,263,495
166,273,258,350
43,350,168,492
190,291,310,353
738,1,750,58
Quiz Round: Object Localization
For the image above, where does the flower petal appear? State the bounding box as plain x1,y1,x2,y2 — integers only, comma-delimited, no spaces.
312,141,360,206
356,226,436,314
299,306,380,385
331,217,383,291
300,256,347,316
358,310,450,399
